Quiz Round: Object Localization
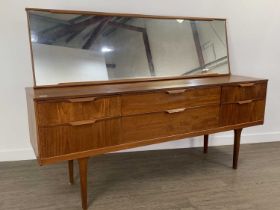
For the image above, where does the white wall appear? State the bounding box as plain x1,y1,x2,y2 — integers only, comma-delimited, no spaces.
0,0,279,161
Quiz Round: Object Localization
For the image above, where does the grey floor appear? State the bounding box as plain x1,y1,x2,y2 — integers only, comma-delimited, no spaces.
1,142,280,210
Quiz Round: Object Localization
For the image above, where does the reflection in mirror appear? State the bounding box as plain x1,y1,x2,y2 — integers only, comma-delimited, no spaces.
27,10,230,86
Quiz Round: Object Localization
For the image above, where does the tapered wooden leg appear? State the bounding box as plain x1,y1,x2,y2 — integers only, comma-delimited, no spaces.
233,129,242,169
68,160,74,185
78,157,88,210
204,134,209,154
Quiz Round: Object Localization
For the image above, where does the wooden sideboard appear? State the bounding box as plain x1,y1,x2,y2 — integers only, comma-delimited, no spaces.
26,75,267,210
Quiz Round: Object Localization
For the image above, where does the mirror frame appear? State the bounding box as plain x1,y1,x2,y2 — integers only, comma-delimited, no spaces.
26,8,231,88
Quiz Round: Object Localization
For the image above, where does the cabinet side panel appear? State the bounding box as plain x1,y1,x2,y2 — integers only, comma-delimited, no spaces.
26,88,39,158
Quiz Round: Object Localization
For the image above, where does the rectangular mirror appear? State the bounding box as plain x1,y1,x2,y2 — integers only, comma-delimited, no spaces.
27,9,230,86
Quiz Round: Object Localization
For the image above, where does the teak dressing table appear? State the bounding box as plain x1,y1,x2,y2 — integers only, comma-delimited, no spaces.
25,8,268,210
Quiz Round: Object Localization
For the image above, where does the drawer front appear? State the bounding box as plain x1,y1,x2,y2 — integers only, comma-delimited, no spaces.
122,87,221,116
220,100,265,126
221,82,267,103
122,105,219,143
38,118,121,158
37,96,121,126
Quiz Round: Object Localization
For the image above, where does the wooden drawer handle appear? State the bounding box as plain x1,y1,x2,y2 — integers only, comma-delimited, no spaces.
68,119,97,126
66,97,96,103
166,89,186,94
238,100,253,105
239,83,255,87
166,108,186,114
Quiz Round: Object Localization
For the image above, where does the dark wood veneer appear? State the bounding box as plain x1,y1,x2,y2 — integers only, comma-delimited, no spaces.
28,75,266,100
122,105,220,142
36,96,121,126
220,99,266,125
121,86,220,116
26,75,268,209
221,82,267,103
39,118,121,158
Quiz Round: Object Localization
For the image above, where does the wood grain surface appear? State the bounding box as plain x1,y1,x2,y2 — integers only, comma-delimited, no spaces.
121,86,220,116
1,142,280,210
27,75,267,101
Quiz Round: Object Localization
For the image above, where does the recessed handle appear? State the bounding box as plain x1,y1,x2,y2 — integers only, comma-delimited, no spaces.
238,100,253,105
166,89,186,94
68,119,97,126
239,83,255,87
165,108,186,114
66,97,96,103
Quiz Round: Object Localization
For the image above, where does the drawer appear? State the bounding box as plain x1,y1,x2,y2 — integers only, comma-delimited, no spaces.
122,105,219,143
36,96,121,126
121,87,221,116
220,99,265,126
221,82,267,103
38,118,121,158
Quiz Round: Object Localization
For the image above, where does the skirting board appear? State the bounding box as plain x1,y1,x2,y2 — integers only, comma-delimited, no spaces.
1,131,280,162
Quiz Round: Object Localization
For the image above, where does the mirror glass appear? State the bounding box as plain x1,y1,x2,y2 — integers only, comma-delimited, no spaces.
27,10,230,86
